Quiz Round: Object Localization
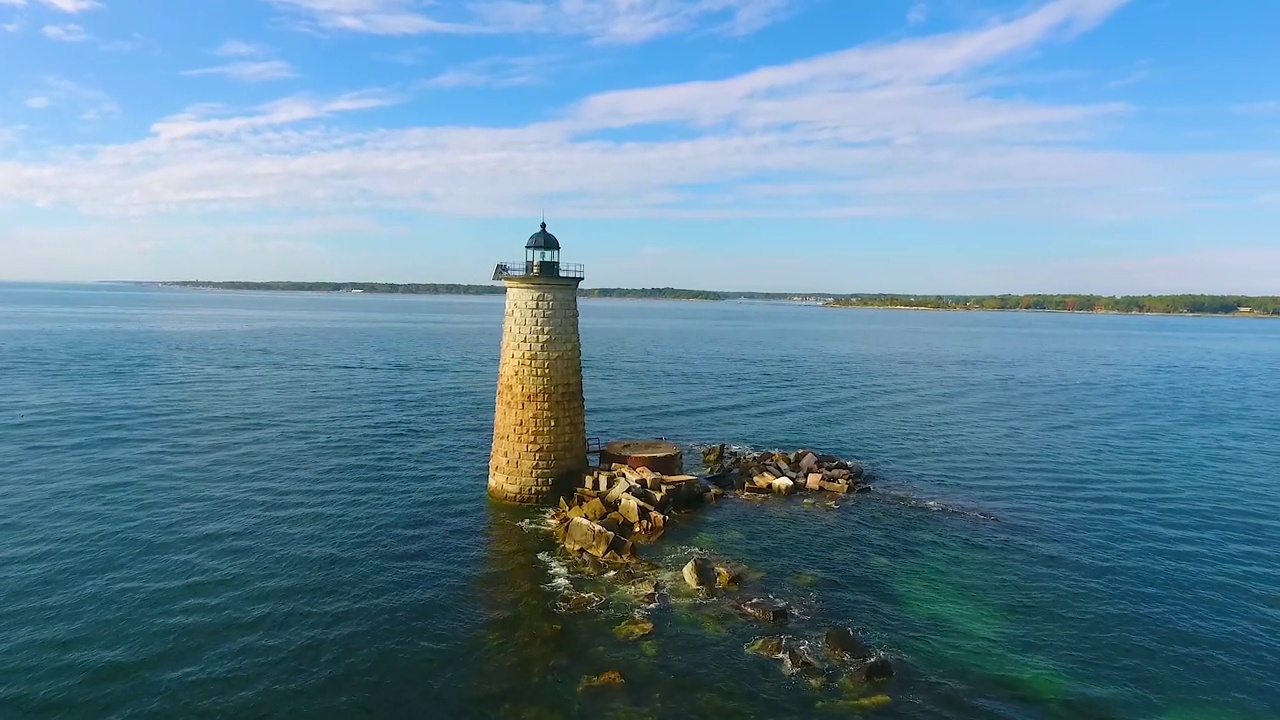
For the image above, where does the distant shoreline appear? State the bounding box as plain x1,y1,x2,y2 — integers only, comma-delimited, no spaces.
136,282,1280,318
821,304,1276,319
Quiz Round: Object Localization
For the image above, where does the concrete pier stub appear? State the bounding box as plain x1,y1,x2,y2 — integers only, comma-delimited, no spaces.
488,224,587,504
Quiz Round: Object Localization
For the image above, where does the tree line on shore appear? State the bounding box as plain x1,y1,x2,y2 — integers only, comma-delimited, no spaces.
154,282,1278,315
825,294,1279,315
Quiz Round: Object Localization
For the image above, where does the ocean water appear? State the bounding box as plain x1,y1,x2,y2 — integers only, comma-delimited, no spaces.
2,282,1278,720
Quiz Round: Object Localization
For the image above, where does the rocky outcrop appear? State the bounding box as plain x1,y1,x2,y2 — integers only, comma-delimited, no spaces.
708,448,872,497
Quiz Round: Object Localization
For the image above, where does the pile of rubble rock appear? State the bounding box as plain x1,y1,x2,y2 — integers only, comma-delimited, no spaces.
548,445,873,564
704,444,871,496
550,464,714,563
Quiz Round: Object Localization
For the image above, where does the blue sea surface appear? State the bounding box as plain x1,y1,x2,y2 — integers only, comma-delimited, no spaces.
2,283,1278,719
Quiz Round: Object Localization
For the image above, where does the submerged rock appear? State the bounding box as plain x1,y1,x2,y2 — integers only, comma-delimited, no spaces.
817,695,892,713
554,590,604,614
613,616,655,641
825,627,872,661
579,670,625,690
745,636,785,658
842,656,895,687
781,643,821,676
738,598,789,624
862,657,895,682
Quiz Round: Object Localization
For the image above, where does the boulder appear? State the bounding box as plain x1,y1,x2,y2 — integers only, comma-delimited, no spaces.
605,479,632,506
806,473,823,491
702,444,726,466
798,452,819,473
743,484,773,495
618,495,642,524
825,627,872,660
847,461,866,479
752,473,776,489
820,481,850,494
772,477,795,495
715,566,740,588
682,557,717,590
739,598,789,623
563,517,614,558
582,498,608,521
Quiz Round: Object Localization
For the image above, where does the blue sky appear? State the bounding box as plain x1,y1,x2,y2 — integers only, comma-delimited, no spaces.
1,0,1277,293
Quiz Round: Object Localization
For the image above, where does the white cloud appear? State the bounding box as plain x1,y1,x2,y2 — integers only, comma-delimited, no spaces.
2,0,1275,227
24,95,50,108
100,32,144,51
182,60,299,82
907,2,927,25
148,90,399,139
266,0,792,42
1107,68,1149,88
41,22,89,41
420,55,554,89
1,0,101,11
32,76,119,119
2,20,19,32
1234,101,1280,117
39,0,101,12
215,39,266,57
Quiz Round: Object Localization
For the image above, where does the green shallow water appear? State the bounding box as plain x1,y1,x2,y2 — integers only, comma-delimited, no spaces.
2,284,1279,719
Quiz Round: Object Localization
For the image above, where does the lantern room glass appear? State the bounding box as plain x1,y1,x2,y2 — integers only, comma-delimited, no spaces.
527,247,560,276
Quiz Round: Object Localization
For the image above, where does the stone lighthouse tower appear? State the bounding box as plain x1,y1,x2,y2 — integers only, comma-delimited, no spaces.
488,221,587,503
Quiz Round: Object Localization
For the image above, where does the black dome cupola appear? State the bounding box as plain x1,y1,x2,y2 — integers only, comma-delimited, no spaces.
526,221,560,251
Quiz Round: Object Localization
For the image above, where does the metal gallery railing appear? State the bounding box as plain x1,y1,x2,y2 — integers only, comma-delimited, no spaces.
493,261,586,280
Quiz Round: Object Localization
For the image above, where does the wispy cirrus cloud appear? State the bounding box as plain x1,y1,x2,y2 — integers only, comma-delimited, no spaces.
147,90,399,139
27,76,120,119
182,41,298,82
182,60,299,82
265,0,793,42
907,2,928,25
419,54,557,89
214,39,268,57
0,0,100,12
1233,101,1280,116
41,22,89,41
